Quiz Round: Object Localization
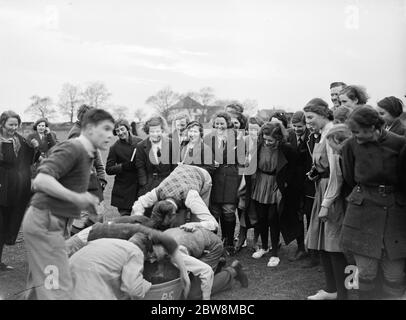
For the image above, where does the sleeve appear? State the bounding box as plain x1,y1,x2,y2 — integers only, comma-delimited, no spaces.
321,142,344,208
185,190,219,232
341,139,356,189
120,249,152,299
47,132,57,149
106,145,123,176
135,142,148,187
181,251,214,300
136,188,159,212
37,141,78,180
94,150,107,183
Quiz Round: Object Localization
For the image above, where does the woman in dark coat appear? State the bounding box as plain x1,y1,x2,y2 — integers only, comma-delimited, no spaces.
249,122,301,267
204,112,241,255
106,119,142,216
375,96,406,137
0,111,39,271
340,106,406,299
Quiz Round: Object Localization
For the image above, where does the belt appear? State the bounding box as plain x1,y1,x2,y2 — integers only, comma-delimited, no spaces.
358,184,396,194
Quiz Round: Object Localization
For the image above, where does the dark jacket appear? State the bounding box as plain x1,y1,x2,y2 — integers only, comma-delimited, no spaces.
340,132,406,259
135,137,175,197
388,118,406,137
179,140,216,176
27,131,58,156
247,141,302,244
106,135,143,210
204,131,242,204
0,133,39,244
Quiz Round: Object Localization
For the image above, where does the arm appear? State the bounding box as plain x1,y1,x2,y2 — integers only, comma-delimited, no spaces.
341,139,356,189
179,250,214,300
131,188,159,215
94,150,107,184
182,189,219,232
46,131,57,149
105,145,123,176
135,142,148,187
121,249,152,299
321,142,343,210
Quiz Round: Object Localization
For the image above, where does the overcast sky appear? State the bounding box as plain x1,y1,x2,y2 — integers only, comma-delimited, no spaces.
1,0,405,121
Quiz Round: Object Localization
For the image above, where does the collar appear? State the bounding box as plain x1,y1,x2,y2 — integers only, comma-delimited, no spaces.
166,198,178,211
77,135,97,158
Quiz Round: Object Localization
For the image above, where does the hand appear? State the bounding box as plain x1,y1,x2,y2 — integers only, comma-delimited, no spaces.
180,222,198,232
31,139,39,149
44,127,50,134
100,180,107,190
171,249,191,299
318,206,329,223
75,192,100,211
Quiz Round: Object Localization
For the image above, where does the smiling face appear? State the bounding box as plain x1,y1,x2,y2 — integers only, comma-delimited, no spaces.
149,125,163,143
262,133,278,148
175,118,188,133
115,125,129,141
2,117,19,137
292,122,306,137
36,122,47,134
214,117,228,134
87,120,114,150
375,106,395,126
330,85,344,108
339,93,358,109
231,117,241,129
304,111,328,132
187,125,201,143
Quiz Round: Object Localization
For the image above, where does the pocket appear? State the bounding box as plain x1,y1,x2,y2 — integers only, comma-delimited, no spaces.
345,189,364,206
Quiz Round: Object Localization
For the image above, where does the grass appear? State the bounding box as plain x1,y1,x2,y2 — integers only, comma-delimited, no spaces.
0,130,326,300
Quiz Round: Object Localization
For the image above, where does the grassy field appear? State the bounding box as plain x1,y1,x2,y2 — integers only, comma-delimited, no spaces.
0,130,326,300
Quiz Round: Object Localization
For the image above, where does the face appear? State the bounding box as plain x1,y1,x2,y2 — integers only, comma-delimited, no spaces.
149,125,163,143
37,122,47,133
304,112,327,132
175,118,188,133
348,121,376,144
248,123,261,138
214,117,227,134
375,106,395,126
231,117,241,129
262,133,277,148
339,93,358,109
87,120,114,150
330,86,344,108
2,117,19,136
292,122,306,137
115,125,129,141
187,126,201,142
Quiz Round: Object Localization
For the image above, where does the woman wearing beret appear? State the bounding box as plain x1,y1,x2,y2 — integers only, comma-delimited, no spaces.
375,96,406,137
0,111,39,271
106,119,142,216
304,98,348,300
340,106,406,299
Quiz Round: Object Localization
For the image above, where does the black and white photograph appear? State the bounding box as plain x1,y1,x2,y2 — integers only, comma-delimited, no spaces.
0,0,406,307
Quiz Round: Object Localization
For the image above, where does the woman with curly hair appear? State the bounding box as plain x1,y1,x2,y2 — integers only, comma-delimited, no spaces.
338,85,369,110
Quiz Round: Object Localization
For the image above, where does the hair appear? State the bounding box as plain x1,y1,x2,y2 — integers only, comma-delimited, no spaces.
247,116,265,127
258,121,288,146
128,233,151,256
377,96,404,118
186,120,204,138
348,105,385,130
130,121,138,136
113,119,131,136
77,104,94,122
225,103,244,114
291,111,306,125
143,116,168,134
330,82,347,89
303,98,334,120
33,118,49,131
151,200,176,230
173,112,190,123
81,108,115,129
212,111,233,129
339,85,369,105
269,112,288,128
333,106,352,124
0,110,21,129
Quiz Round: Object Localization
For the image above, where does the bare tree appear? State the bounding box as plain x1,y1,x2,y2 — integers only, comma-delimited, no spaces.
25,95,56,120
187,87,216,122
109,105,130,120
134,107,147,122
58,83,83,123
81,82,111,108
145,86,180,119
